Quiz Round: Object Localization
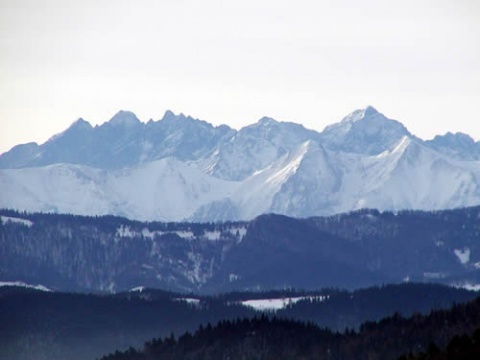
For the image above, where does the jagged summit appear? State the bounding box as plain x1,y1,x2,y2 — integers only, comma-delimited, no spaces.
160,110,207,123
70,117,92,129
363,105,379,116
47,117,93,143
161,109,188,122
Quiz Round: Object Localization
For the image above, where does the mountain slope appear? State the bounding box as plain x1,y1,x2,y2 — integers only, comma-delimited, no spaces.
0,159,238,221
1,107,480,221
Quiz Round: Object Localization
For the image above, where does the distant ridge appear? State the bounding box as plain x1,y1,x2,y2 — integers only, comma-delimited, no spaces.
1,206,480,293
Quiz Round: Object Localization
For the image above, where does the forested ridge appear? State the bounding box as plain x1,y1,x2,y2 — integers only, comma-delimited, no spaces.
2,206,480,293
0,283,477,360
100,295,480,360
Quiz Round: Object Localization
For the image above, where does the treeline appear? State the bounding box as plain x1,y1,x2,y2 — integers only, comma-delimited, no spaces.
401,330,480,360
100,295,480,360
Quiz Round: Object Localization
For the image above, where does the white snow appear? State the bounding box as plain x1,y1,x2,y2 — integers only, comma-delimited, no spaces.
0,281,51,291
229,273,240,282
129,286,145,292
175,231,195,239
0,159,239,222
454,248,471,264
116,225,137,238
141,228,159,239
175,297,201,306
1,127,480,222
240,295,327,311
203,230,221,240
464,284,480,291
229,226,247,240
0,215,33,227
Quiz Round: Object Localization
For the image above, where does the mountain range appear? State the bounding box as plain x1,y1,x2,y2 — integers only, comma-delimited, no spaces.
1,106,480,221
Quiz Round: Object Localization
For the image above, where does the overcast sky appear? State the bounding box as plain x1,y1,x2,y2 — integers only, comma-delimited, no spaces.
1,0,479,154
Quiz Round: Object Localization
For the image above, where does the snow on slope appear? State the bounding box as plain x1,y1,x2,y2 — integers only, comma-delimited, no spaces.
106,158,239,221
2,137,480,221
0,158,238,221
196,117,322,181
240,295,327,311
0,281,51,292
231,141,314,219
350,137,480,212
192,137,480,220
0,215,33,227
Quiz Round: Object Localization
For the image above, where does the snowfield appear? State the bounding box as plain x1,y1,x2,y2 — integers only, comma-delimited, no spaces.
240,295,328,311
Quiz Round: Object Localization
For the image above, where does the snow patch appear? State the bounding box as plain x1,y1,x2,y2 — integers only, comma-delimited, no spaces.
203,230,221,241
455,283,480,291
240,295,327,311
129,286,145,292
1,216,33,227
116,225,137,238
175,231,194,239
229,273,240,282
141,228,158,239
0,281,51,292
175,297,201,306
454,248,470,264
229,226,247,241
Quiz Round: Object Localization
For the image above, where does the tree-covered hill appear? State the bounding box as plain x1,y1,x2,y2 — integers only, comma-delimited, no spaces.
0,283,477,360
100,294,480,360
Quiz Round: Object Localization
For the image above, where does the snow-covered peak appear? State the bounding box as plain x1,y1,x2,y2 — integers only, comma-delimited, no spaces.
107,110,141,127
320,107,411,155
341,106,379,123
256,116,279,126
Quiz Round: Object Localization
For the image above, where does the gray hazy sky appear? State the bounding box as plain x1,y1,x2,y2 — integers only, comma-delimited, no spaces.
1,0,479,154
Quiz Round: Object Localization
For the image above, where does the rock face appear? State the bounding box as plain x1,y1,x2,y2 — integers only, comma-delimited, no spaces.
1,207,480,293
1,107,480,221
